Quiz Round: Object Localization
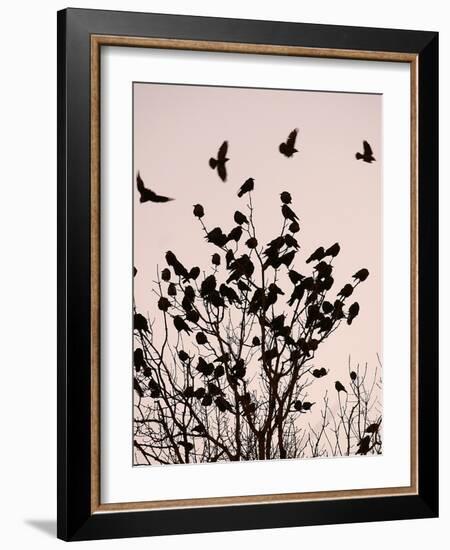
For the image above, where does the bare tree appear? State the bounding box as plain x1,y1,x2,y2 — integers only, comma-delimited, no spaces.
133,189,379,465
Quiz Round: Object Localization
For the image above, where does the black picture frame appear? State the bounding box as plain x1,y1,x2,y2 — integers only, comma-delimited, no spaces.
57,8,438,541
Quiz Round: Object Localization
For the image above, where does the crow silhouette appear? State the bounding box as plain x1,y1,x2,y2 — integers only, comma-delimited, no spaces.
237,178,254,198
134,313,149,333
347,302,360,325
158,296,171,311
356,140,376,163
196,332,208,345
289,220,300,233
134,348,146,372
281,204,298,223
279,128,299,158
288,270,304,285
186,309,200,323
200,274,217,297
136,172,173,203
338,283,354,299
173,315,192,334
167,282,177,296
193,204,204,218
211,253,221,266
188,266,200,280
353,268,369,282
220,283,241,304
226,254,254,283
284,234,299,249
288,285,305,306
227,226,243,243
325,242,340,257
335,381,347,393
234,210,248,225
306,246,325,264
165,251,189,279
280,191,292,204
161,268,171,282
206,227,228,248
178,350,190,362
356,435,371,455
209,141,229,181
237,280,251,293
350,370,357,381
246,237,258,249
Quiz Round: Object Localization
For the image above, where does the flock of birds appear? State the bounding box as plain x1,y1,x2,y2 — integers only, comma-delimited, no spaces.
135,129,376,203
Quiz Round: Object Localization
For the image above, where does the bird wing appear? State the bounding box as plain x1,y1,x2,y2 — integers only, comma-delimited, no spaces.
218,140,228,160
363,140,373,155
218,163,227,182
287,128,298,148
136,172,146,195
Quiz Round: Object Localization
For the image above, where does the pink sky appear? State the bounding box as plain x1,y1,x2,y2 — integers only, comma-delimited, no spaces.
133,82,382,429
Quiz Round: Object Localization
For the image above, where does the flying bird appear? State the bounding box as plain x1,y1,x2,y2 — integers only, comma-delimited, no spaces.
355,140,376,163
237,178,254,198
279,128,299,158
209,141,229,181
136,172,173,203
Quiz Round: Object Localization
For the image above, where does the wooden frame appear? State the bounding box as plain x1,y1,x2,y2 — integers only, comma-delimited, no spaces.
58,8,438,541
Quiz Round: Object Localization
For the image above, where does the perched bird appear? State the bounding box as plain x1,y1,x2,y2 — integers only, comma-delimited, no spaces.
134,348,146,372
353,268,369,282
335,381,347,393
312,367,327,378
279,250,296,268
225,249,234,268
227,226,243,243
347,302,360,325
165,251,189,279
234,210,248,225
281,203,298,223
226,254,254,283
178,350,190,362
325,242,340,258
136,172,173,203
201,394,213,406
148,378,161,398
134,313,149,333
288,284,305,307
248,288,265,314
252,335,261,346
211,253,221,266
220,283,241,304
279,128,299,158
280,191,292,204
356,140,376,163
365,423,380,434
173,315,192,334
197,357,214,376
157,296,171,311
193,204,204,218
167,282,177,296
265,283,284,310
301,401,315,411
161,268,171,282
284,234,299,249
200,275,217,297
237,178,254,198
356,435,371,455
214,353,230,364
288,270,304,285
246,237,258,249
215,396,233,413
306,246,325,264
186,309,200,323
196,332,208,345
237,280,251,293
192,424,205,434
214,364,225,378
209,141,229,181
289,220,300,233
177,440,194,451
206,227,228,248
350,370,357,381
188,266,200,281
338,283,354,299
322,301,334,314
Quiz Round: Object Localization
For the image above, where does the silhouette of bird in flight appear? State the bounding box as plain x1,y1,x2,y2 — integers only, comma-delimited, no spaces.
353,268,369,282
136,172,173,203
355,140,376,163
335,381,347,393
279,129,299,158
209,141,229,181
237,178,254,198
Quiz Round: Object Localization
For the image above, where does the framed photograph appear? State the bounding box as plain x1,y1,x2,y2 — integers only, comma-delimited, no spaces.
57,8,438,541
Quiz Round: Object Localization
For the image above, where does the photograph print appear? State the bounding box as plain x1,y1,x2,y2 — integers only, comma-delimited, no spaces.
132,82,382,466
